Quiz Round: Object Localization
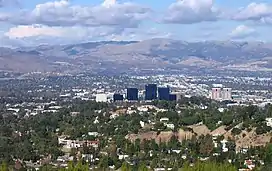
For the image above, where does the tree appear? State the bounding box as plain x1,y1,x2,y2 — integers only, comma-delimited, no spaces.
168,135,180,149
261,164,272,171
142,139,150,154
231,128,242,136
256,124,272,135
264,144,272,165
138,162,148,171
150,158,158,169
0,162,8,171
109,143,117,158
181,116,200,126
267,105,272,117
153,122,166,131
199,135,214,156
98,156,109,169
121,162,132,171
181,161,237,171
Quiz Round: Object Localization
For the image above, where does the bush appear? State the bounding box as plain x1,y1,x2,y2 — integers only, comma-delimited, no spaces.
231,128,242,136
182,161,237,171
256,124,272,135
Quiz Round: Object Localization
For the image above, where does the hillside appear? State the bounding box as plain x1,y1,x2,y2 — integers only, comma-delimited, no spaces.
1,39,272,73
126,124,272,151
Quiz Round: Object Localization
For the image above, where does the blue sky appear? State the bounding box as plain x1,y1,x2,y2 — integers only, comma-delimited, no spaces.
0,0,272,46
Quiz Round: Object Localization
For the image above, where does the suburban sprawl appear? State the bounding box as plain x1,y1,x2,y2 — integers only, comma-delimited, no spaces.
0,73,271,171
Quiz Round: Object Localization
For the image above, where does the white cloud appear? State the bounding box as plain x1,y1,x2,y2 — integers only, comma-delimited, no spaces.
2,0,272,46
4,24,126,39
229,25,257,39
1,24,173,47
0,0,153,47
5,25,65,38
102,0,116,8
3,0,150,28
105,27,173,41
163,0,220,24
233,3,272,24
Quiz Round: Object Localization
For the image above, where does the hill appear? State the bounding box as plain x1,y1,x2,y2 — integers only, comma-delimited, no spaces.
1,39,272,73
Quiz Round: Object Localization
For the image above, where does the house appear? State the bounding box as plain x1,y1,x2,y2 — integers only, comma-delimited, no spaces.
160,118,169,122
93,117,99,124
244,160,256,170
154,168,172,171
218,108,225,113
88,132,99,137
57,155,73,162
172,150,181,154
58,137,99,149
42,110,58,113
70,112,80,117
200,157,209,161
166,124,175,130
49,106,62,110
140,121,145,128
110,113,119,119
221,139,229,152
265,118,272,127
118,155,129,160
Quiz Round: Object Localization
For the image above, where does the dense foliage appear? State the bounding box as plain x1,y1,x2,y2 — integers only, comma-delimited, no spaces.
0,98,272,170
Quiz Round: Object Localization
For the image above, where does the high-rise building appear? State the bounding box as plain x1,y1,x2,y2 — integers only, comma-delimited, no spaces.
145,84,157,100
127,88,138,101
113,93,124,102
158,87,170,100
211,87,232,101
221,88,232,100
211,88,221,100
169,94,177,101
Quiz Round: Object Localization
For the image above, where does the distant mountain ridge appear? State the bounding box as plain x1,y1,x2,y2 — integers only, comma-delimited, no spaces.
0,39,272,73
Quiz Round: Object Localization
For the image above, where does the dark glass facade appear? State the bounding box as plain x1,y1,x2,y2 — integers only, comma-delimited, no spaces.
145,84,157,100
127,88,138,101
158,87,170,100
113,94,124,102
169,94,177,101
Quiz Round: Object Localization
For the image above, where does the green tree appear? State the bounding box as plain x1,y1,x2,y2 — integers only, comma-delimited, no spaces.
199,135,214,156
264,144,272,165
231,128,242,136
181,161,236,171
121,162,132,171
138,162,149,171
0,162,8,171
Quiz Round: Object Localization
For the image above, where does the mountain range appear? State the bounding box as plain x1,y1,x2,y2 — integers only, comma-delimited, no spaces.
0,38,272,74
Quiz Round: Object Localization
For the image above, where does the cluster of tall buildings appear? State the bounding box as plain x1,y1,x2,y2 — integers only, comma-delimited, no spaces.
113,84,177,102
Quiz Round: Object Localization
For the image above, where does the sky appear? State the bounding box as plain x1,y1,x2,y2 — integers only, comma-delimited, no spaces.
0,0,272,47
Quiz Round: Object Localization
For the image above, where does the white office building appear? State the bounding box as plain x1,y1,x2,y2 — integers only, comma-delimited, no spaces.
95,94,107,102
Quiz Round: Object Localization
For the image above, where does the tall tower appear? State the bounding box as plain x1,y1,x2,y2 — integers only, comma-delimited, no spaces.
211,88,221,100
145,84,157,100
158,87,170,100
221,88,232,100
127,88,138,101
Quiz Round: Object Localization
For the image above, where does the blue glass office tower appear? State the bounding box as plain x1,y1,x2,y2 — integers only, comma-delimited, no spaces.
127,88,138,101
158,87,170,100
169,94,177,101
113,94,124,102
145,84,157,100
